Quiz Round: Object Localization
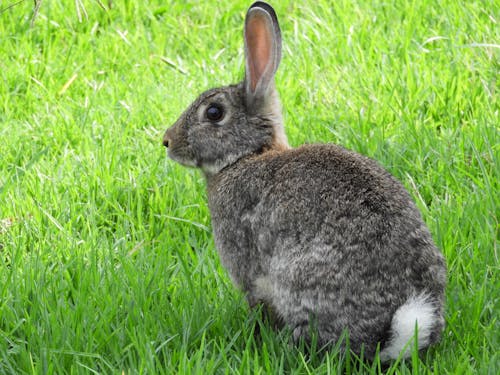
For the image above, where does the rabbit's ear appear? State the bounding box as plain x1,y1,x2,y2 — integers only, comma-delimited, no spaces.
244,2,282,109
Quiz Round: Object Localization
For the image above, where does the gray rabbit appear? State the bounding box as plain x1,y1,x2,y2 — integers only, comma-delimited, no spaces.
163,1,446,361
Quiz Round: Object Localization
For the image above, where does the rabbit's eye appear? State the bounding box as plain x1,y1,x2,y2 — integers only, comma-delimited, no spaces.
206,104,225,122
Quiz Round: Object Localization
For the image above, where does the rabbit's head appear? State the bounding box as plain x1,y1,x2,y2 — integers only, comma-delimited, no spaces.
163,2,289,175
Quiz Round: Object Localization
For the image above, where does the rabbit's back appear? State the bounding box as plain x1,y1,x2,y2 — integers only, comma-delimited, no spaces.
207,144,446,356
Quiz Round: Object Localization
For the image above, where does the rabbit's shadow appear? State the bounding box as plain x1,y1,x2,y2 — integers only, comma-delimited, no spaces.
248,304,406,373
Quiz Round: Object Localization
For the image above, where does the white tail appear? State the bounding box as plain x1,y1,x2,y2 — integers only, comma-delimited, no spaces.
380,294,437,361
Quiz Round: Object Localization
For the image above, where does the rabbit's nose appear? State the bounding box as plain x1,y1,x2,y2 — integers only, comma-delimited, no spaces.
163,131,171,147
164,125,177,147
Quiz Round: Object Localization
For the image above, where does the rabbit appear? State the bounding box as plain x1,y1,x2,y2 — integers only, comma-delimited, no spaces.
162,1,446,361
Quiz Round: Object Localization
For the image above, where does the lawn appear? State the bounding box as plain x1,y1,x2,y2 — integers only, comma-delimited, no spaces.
0,0,498,373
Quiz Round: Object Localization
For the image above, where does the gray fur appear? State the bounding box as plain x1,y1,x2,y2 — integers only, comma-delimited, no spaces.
163,1,446,360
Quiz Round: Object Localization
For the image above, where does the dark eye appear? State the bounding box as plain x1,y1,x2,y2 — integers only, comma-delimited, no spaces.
205,104,224,122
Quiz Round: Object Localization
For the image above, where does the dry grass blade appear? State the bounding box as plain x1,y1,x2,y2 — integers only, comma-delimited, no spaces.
31,0,42,27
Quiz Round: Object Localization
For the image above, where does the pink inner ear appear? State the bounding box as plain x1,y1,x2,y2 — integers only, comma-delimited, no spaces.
246,14,272,92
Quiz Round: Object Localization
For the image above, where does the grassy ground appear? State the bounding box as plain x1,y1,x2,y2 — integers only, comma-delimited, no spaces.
0,0,498,373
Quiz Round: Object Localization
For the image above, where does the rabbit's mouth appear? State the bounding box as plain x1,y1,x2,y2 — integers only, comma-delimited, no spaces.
163,125,198,168
166,147,197,168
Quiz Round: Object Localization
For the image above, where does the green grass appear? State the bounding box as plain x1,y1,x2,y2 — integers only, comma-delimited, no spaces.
0,0,498,373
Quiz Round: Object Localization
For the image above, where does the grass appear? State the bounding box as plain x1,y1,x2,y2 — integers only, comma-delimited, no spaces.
0,0,498,373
